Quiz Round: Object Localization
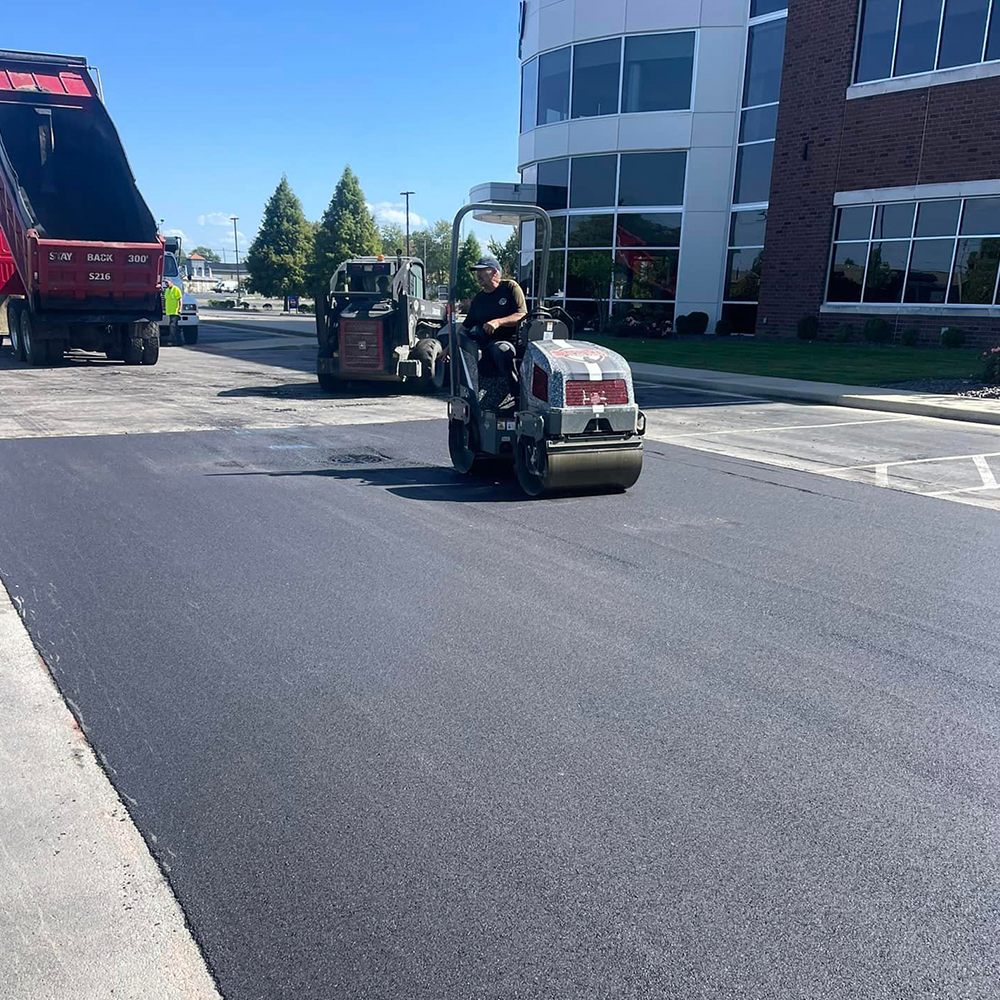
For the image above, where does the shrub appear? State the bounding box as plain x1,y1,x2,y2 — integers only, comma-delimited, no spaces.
900,327,920,347
687,311,709,334
834,323,856,344
862,317,893,344
982,346,1000,384
941,326,966,349
297,302,314,314
796,314,819,340
715,318,733,337
674,313,691,335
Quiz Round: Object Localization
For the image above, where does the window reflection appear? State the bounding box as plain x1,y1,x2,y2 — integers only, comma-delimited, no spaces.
622,32,695,112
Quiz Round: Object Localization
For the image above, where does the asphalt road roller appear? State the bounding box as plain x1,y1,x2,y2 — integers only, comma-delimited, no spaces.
445,201,645,497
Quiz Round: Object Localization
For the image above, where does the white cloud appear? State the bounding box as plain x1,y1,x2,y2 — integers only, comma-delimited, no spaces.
197,212,233,227
163,228,185,241
368,201,427,229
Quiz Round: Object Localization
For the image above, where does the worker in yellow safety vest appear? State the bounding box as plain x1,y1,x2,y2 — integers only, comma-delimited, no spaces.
163,279,183,346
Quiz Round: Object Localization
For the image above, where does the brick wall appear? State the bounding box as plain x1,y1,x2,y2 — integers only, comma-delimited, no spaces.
758,0,1000,347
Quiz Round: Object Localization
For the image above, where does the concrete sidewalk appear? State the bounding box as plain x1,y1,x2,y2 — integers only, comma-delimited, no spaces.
0,580,220,1000
631,362,1000,427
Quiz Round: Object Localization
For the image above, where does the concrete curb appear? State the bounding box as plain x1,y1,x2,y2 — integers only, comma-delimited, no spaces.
0,578,221,999
630,363,1000,428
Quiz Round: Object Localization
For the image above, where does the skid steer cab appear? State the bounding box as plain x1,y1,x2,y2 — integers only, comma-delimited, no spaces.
315,252,446,392
445,202,645,498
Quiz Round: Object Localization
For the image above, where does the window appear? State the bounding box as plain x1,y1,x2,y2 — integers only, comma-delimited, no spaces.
895,0,943,76
537,159,569,211
855,0,1000,82
826,195,1000,305
616,213,681,247
622,32,695,112
734,142,775,204
408,264,425,300
938,0,991,68
751,0,788,14
740,104,779,142
567,250,614,299
615,250,679,299
733,13,786,213
743,19,787,107
570,155,617,209
521,58,538,133
568,214,615,247
537,47,570,125
856,0,901,81
572,38,621,118
527,155,683,328
725,210,767,307
619,152,687,206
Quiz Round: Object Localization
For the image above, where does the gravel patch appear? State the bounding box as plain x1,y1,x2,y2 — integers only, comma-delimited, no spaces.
878,377,1000,399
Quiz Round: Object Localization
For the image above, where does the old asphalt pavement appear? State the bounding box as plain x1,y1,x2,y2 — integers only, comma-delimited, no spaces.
2,320,999,999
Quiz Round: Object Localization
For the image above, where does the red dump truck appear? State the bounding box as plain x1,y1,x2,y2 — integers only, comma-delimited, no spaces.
0,49,163,366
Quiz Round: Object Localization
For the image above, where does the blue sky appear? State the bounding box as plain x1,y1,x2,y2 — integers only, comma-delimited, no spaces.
1,1,522,255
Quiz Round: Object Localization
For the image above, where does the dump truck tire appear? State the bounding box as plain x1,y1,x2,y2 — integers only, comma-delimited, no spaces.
7,300,24,359
22,311,48,367
141,336,159,366
122,332,143,365
412,338,442,392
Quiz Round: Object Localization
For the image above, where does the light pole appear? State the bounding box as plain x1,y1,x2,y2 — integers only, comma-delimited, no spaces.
231,216,241,304
400,190,414,257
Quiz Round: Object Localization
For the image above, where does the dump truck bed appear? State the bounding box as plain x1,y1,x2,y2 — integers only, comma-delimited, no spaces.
0,50,162,317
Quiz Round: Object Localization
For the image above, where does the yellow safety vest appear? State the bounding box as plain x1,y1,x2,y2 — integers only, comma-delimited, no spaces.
164,285,182,316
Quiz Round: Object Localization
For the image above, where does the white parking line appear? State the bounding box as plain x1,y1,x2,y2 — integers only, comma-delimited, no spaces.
974,455,999,489
822,450,1000,473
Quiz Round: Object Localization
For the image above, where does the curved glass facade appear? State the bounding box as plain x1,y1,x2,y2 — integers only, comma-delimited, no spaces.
516,1,788,336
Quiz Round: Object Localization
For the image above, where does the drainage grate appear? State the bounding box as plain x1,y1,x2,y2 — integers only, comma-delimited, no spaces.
327,448,393,466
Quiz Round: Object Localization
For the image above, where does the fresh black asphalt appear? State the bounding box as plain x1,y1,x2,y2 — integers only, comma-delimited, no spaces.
2,408,999,998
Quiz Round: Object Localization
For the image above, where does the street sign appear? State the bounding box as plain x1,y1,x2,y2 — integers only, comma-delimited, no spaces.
288,295,299,312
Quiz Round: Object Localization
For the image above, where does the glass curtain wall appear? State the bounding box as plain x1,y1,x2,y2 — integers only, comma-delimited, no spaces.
722,3,788,333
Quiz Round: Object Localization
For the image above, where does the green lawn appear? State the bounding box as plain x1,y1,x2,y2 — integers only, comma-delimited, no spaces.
588,336,983,385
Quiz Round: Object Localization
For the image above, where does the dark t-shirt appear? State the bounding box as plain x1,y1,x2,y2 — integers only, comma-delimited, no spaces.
463,280,527,340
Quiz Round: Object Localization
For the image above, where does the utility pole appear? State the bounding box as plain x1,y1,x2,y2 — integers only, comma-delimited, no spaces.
400,190,414,257
231,216,241,304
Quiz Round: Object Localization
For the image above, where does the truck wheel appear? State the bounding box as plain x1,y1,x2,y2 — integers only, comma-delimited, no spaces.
317,371,337,393
21,311,48,367
122,334,143,366
183,326,199,345
7,300,24,359
412,338,443,392
141,336,160,366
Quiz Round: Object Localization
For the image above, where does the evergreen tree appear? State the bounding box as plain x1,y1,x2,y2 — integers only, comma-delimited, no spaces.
308,166,382,293
455,232,483,306
244,176,313,298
